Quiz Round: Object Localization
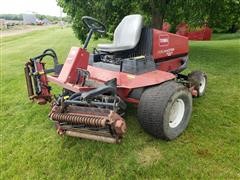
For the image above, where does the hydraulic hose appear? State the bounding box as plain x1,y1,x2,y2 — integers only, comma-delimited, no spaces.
69,92,82,100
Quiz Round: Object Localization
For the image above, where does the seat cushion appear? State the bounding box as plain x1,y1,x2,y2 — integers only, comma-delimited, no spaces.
97,43,133,52
97,14,143,53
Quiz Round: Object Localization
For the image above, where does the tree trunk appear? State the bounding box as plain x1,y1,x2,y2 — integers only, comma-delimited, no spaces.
151,0,168,29
228,24,238,33
152,10,164,29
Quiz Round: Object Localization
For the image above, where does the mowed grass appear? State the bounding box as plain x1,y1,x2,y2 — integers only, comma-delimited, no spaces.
1,28,240,179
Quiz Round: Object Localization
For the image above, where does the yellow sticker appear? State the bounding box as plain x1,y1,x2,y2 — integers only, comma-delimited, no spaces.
64,96,69,100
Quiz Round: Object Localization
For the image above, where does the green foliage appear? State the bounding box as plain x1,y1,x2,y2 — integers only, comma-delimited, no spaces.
57,0,171,41
1,27,240,179
165,0,240,33
62,16,72,23
35,14,61,22
0,14,23,20
57,0,136,42
58,0,240,41
0,13,72,24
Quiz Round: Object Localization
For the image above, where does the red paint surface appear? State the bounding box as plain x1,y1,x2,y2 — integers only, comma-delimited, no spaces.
176,23,212,40
157,58,182,72
152,29,188,60
48,65,175,99
87,66,175,89
36,62,51,103
46,28,191,101
188,27,212,40
58,47,89,83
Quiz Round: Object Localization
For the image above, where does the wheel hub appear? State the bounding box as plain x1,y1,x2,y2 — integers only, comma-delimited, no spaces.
169,98,185,128
199,76,206,94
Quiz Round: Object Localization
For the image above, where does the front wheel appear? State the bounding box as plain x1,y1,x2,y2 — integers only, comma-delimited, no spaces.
137,81,192,140
188,71,207,97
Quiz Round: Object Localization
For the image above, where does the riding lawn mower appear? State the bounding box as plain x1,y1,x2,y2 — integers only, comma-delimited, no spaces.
24,15,207,143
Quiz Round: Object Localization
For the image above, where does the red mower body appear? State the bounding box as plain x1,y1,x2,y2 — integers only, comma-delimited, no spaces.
24,15,207,143
47,28,188,103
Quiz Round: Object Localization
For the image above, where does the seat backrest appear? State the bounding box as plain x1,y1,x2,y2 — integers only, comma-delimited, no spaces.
113,14,143,48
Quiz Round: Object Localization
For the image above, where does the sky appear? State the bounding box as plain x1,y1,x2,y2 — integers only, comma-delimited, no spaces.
0,0,66,17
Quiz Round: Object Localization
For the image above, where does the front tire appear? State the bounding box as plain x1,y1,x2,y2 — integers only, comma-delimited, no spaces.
137,81,192,140
188,71,207,97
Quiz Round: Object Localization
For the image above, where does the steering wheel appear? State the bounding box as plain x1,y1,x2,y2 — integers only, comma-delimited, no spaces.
82,16,106,34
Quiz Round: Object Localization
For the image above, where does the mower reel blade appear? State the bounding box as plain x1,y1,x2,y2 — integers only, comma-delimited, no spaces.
24,62,34,99
50,106,127,143
24,60,52,104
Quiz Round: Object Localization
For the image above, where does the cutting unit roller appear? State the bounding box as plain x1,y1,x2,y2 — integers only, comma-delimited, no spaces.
49,105,127,143
49,113,107,127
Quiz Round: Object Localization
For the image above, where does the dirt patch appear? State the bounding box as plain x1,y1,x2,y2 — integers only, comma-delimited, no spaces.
196,148,212,157
137,146,162,166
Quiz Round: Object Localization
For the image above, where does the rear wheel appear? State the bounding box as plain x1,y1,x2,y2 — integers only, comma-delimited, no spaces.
137,81,192,140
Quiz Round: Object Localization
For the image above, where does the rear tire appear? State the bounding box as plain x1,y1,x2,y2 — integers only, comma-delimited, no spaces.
137,81,192,140
188,71,207,97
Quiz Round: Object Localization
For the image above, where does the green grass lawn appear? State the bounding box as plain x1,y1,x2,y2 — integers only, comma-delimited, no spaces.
1,28,240,179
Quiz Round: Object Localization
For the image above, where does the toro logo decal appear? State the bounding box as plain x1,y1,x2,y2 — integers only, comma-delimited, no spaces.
159,34,169,46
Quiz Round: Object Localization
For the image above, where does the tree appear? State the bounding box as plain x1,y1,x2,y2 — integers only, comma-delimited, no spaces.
57,0,136,42
57,0,172,42
0,14,23,21
140,0,170,29
164,0,240,33
57,0,240,42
